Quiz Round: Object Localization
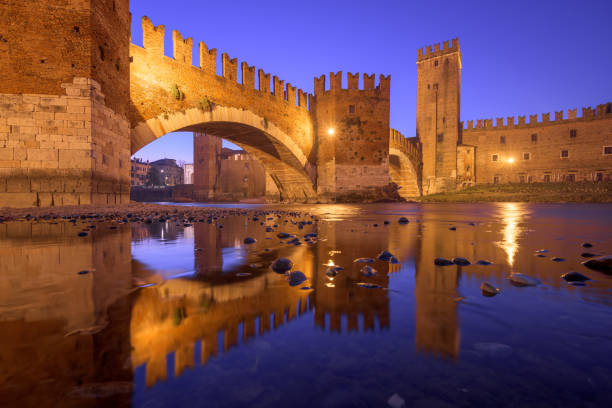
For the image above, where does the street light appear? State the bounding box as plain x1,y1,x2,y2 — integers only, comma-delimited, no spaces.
328,128,335,136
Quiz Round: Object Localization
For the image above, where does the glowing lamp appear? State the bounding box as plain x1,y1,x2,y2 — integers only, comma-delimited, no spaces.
507,157,515,164
328,128,335,136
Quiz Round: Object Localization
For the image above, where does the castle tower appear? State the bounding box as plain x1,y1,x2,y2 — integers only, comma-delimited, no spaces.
416,39,462,194
193,132,222,201
312,72,391,200
0,0,132,206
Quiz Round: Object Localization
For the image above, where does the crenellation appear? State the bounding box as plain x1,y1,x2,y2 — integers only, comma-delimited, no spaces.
476,120,483,129
314,75,325,96
142,16,165,57
258,69,271,94
286,83,296,106
542,112,550,123
363,74,375,90
582,107,593,118
378,75,390,95
529,114,538,124
555,111,563,121
241,62,255,89
568,109,577,119
496,117,504,128
172,30,193,66
518,116,526,125
273,76,284,100
329,72,342,92
417,38,460,62
507,116,514,127
222,53,237,82
298,89,308,108
347,72,359,90
199,42,217,74
484,119,492,128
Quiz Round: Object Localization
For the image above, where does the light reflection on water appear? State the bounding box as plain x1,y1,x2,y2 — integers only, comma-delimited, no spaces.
1,203,612,407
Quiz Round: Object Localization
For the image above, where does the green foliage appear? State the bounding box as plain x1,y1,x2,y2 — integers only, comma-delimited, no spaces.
199,97,213,111
171,84,185,101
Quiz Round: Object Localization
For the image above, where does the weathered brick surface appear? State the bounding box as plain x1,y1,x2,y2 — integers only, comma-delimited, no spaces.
0,78,130,207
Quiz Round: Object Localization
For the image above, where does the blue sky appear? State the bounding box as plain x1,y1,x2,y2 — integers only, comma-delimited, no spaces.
131,0,612,163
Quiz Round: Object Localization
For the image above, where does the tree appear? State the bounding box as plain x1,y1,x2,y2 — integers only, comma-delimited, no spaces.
147,166,164,186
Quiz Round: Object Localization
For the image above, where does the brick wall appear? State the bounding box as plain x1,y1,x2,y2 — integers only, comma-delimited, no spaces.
462,108,612,183
0,78,130,207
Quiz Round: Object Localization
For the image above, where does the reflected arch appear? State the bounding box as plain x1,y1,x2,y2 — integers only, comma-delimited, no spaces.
131,106,317,201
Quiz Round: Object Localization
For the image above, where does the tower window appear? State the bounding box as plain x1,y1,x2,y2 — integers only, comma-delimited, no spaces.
560,150,569,158
570,129,577,138
603,146,612,155
500,136,506,144
349,105,355,114
437,134,444,143
434,60,439,67
491,154,499,162
523,152,530,160
493,176,500,184
531,134,537,143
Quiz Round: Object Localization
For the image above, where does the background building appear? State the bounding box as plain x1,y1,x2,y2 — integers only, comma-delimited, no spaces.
149,158,183,186
183,164,194,184
131,158,151,187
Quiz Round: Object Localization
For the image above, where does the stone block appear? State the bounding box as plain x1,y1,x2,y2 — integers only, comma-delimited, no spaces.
37,192,54,207
6,176,30,192
0,160,20,168
0,193,37,208
20,160,42,169
0,148,13,160
59,149,92,170
27,148,58,161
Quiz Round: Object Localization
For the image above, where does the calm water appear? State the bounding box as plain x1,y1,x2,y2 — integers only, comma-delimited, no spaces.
1,203,612,408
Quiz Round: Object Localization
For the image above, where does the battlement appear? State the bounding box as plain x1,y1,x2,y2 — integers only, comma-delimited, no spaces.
390,128,422,164
135,16,312,111
313,72,390,96
462,102,612,131
417,38,460,62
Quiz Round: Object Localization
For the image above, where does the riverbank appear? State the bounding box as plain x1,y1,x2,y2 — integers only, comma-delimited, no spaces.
419,181,612,203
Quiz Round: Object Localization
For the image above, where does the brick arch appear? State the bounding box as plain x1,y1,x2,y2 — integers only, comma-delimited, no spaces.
131,106,316,200
388,130,422,198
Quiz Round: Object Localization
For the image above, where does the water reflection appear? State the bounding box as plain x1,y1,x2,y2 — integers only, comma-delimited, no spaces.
1,204,611,407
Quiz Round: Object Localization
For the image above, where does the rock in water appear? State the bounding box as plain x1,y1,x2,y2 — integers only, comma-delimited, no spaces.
509,273,540,287
475,260,493,266
453,257,471,266
271,258,293,274
356,282,383,289
390,256,400,264
561,271,591,282
582,255,612,275
288,271,307,286
434,257,454,266
276,232,291,239
243,237,256,244
353,257,375,263
581,252,597,258
398,217,409,224
325,266,342,277
480,282,500,297
551,257,565,262
361,265,377,277
377,250,394,261
78,231,88,237
582,242,593,248
449,226,457,231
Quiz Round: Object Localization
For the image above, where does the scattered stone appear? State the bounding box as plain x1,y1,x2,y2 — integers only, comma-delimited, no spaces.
77,231,88,237
387,393,406,408
475,260,493,266
270,258,293,274
551,257,565,262
288,271,307,287
383,220,390,225
561,271,591,282
535,254,547,258
390,256,400,264
276,232,291,239
243,237,256,244
361,265,377,277
449,226,457,231
398,217,409,224
582,255,612,274
434,257,454,266
325,266,342,277
581,252,597,258
77,270,90,275
480,282,500,297
377,250,394,261
353,257,375,263
304,233,317,238
236,272,252,277
452,257,470,266
509,273,540,287
582,242,593,248
356,282,383,289
300,286,313,290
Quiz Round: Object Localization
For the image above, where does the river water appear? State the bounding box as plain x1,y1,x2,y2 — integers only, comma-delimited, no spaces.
1,203,611,407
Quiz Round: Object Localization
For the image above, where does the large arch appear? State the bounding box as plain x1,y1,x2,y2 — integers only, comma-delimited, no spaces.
389,147,421,199
131,106,317,201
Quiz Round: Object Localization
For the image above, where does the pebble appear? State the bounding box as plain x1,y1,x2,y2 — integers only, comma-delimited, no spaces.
77,231,88,237
561,271,590,282
434,257,454,266
449,226,456,231
276,232,291,239
243,237,256,244
353,257,375,263
288,271,307,286
580,252,597,258
480,282,500,296
377,250,394,261
509,273,540,287
390,256,400,264
452,257,470,266
398,217,409,224
551,257,565,262
582,242,593,248
325,266,342,277
361,265,377,277
582,255,612,274
77,270,90,275
356,282,383,289
475,260,493,266
270,258,293,274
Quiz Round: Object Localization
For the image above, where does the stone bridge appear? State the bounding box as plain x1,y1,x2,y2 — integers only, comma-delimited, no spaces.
0,3,422,207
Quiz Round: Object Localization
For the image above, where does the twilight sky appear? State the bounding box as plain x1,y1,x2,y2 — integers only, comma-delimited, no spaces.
130,0,612,164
